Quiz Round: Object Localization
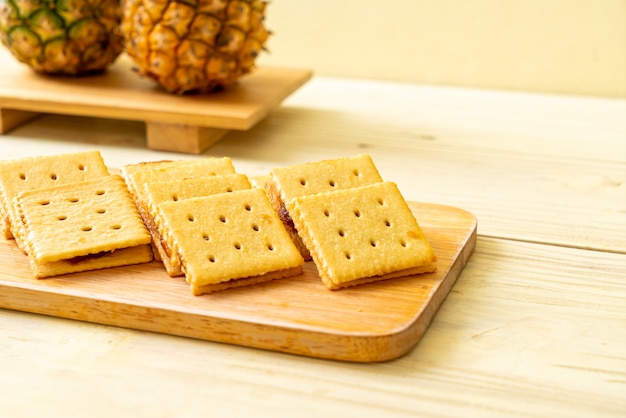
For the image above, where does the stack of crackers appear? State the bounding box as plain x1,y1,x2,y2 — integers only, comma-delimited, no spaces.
265,154,438,289
121,157,305,295
0,151,153,278
1,151,436,295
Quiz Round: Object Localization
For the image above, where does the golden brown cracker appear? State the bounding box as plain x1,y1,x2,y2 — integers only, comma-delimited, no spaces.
156,188,304,294
269,154,383,212
122,157,236,198
122,157,237,267
267,154,383,260
144,174,251,211
16,175,151,265
291,182,437,289
0,150,109,242
144,173,252,276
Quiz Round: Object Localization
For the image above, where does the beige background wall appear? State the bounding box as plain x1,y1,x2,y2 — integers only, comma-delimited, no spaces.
258,0,626,97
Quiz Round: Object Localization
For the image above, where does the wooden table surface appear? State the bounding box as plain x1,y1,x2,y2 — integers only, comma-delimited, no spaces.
1,73,625,417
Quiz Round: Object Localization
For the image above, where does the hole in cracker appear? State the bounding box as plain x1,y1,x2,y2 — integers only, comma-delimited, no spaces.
370,239,377,247
219,215,226,223
57,216,67,221
354,210,361,217
50,174,57,180
208,255,216,263
39,200,50,206
377,198,384,206
329,180,336,187
338,229,345,237
81,226,92,232
323,209,330,217
111,224,122,230
95,190,105,196
187,214,195,222
352,169,360,177
172,194,179,201
234,242,241,250
68,198,79,203
252,224,259,231
400,239,407,247
345,252,352,260
227,188,233,192
19,173,26,180
202,233,210,241
299,178,307,186
78,164,85,171
245,204,251,211
96,208,106,214
267,244,274,251
384,219,391,227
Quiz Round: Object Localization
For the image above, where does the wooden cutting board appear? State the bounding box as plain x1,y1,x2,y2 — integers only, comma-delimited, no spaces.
0,202,476,362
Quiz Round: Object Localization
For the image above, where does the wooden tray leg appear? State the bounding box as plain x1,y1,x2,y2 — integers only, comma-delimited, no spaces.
0,108,40,133
146,122,230,154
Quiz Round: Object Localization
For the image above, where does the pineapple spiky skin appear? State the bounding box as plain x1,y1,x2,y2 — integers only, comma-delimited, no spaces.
0,0,124,75
121,0,270,94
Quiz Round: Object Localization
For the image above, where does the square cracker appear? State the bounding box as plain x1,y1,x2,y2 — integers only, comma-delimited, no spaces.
0,150,109,242
143,173,252,276
266,154,383,260
122,157,235,198
291,181,437,290
156,188,304,295
15,175,152,277
268,154,383,211
123,157,236,263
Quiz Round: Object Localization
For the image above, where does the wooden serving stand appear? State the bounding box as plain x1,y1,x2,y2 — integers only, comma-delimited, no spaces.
0,49,312,154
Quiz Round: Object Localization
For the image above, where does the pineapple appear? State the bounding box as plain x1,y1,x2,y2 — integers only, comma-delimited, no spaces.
121,0,270,94
0,0,124,75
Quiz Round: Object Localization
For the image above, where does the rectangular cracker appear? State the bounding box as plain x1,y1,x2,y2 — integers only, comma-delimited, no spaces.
0,150,109,243
266,154,383,260
291,181,437,290
143,173,252,276
155,188,304,295
15,175,153,277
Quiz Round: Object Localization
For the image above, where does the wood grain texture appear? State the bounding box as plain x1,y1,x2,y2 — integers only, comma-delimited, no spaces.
0,73,624,417
208,79,626,254
0,49,312,131
0,202,476,362
0,237,623,418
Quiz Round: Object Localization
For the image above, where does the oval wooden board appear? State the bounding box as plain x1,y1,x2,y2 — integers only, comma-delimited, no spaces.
0,202,476,362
